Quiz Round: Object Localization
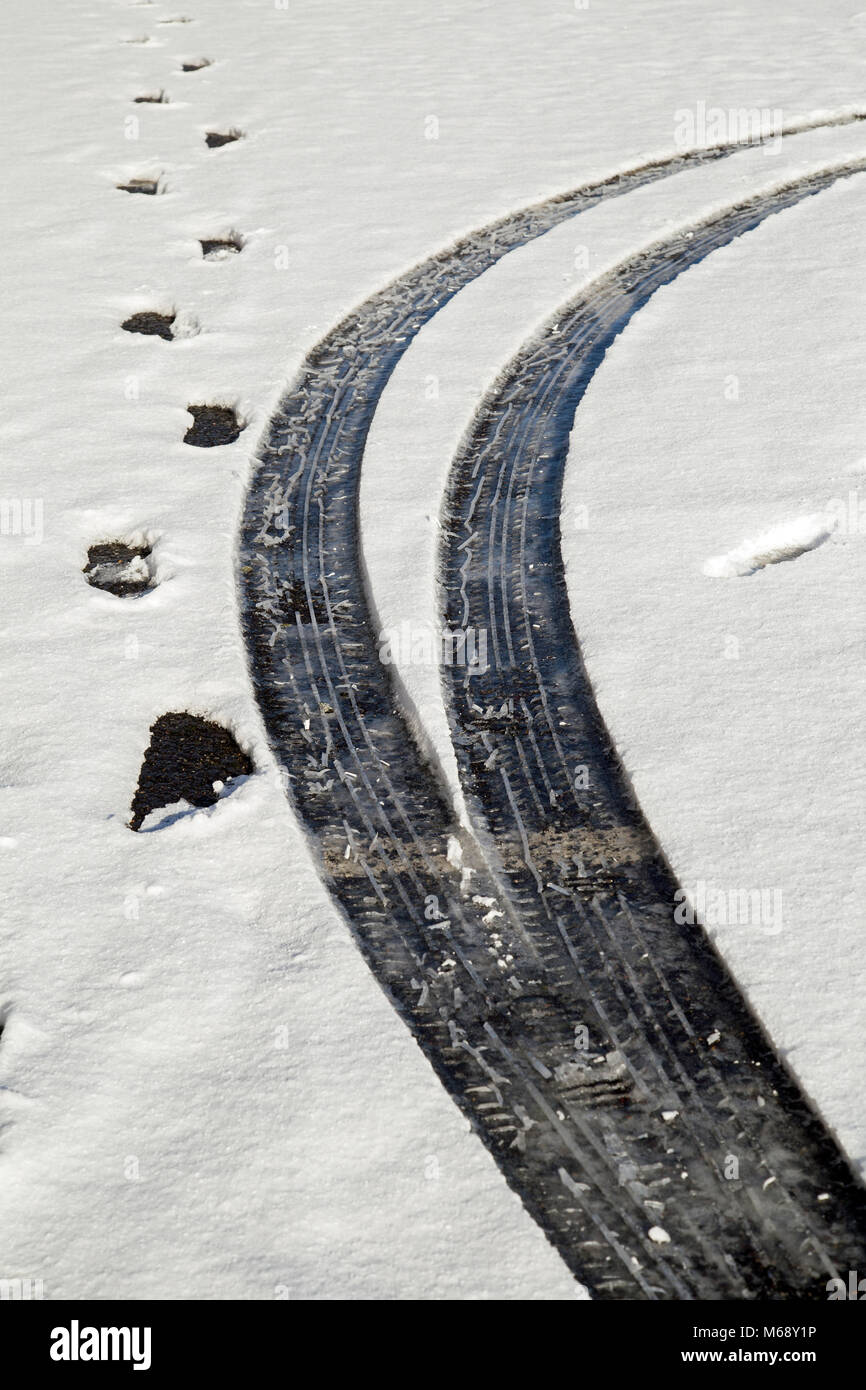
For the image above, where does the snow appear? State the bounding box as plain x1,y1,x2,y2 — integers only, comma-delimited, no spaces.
1,0,865,1300
702,511,837,577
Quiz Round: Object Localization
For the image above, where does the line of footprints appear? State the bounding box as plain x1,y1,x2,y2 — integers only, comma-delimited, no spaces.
104,10,255,830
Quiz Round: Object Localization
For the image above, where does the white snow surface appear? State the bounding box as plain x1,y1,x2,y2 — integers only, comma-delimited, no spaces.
2,0,865,1299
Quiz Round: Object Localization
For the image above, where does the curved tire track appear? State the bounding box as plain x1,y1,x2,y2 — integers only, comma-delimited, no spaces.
240,140,866,1298
439,161,866,1296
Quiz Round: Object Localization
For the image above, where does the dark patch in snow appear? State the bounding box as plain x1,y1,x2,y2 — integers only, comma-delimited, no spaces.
204,128,244,149
180,57,212,72
121,310,176,341
117,176,162,196
200,232,243,260
129,713,252,831
184,404,243,447
133,91,169,104
84,540,154,597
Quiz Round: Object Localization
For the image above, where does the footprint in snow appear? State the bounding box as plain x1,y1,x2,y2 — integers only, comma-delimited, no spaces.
199,231,244,260
83,539,156,597
121,309,176,340
204,128,244,149
117,174,164,195
129,713,252,831
184,404,244,447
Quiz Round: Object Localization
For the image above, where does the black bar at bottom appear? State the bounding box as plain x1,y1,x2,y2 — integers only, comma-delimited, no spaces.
5,1295,863,1377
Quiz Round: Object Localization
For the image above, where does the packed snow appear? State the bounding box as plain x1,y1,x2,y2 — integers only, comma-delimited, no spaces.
702,512,837,577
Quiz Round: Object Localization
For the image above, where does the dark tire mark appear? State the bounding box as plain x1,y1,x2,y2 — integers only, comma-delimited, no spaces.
239,135,866,1298
440,162,866,1296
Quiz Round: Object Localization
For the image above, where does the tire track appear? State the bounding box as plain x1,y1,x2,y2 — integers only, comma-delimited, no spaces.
440,162,866,1296
239,135,866,1298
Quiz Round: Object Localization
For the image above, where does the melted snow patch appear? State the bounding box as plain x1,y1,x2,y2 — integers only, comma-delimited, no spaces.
702,512,837,578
